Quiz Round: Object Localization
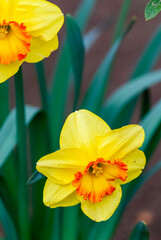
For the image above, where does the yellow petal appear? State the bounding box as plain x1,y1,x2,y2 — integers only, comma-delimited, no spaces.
78,183,122,222
43,179,79,208
36,148,88,185
60,110,111,160
13,0,64,41
0,61,22,83
98,125,145,160
25,35,58,63
116,149,146,185
0,0,17,21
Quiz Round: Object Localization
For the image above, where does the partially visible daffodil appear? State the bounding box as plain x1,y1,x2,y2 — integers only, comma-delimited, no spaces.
36,110,146,222
0,0,64,83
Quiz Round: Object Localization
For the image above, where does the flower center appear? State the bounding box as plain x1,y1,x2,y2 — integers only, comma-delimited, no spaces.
0,25,9,39
0,21,31,65
73,158,128,203
89,163,103,176
92,165,103,176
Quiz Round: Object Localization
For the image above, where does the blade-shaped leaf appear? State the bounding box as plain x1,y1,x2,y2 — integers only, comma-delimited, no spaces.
0,105,40,167
129,222,150,240
118,24,161,126
27,171,44,185
81,18,136,113
141,99,161,152
101,69,161,128
65,15,85,109
112,0,131,42
0,198,18,240
49,0,98,149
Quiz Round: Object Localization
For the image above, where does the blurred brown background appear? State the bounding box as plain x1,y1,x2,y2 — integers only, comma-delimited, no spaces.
8,0,161,239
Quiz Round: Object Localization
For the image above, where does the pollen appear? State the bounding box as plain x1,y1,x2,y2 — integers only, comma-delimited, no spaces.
92,165,103,176
0,25,9,39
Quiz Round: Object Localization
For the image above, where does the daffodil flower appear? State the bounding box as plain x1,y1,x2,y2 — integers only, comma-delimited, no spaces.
0,0,64,83
36,110,146,222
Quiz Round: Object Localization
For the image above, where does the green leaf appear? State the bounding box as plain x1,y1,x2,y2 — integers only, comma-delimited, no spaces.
81,18,136,112
0,198,18,240
101,69,161,128
0,177,17,225
131,24,161,79
112,0,131,42
0,105,40,168
84,17,112,51
129,222,150,240
141,99,161,152
49,0,98,149
75,0,97,30
145,0,161,20
118,24,161,126
0,81,9,126
65,15,85,109
27,170,44,185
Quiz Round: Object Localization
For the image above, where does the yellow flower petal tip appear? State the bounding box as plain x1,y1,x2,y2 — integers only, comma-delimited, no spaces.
0,0,64,83
36,109,146,222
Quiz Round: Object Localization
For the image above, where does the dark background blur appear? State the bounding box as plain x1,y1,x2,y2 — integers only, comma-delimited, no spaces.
8,0,161,239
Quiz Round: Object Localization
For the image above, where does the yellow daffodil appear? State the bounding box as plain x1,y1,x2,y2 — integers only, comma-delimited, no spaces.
36,110,146,222
0,0,64,83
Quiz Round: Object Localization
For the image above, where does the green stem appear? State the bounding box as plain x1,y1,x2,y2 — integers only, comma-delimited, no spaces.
62,206,79,240
14,67,30,240
53,208,62,240
35,61,49,112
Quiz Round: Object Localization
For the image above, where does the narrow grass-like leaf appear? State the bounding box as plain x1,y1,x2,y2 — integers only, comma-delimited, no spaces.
75,0,97,30
65,15,85,109
145,0,161,20
120,24,161,125
0,198,18,240
101,69,161,128
0,82,9,126
27,171,44,185
131,24,161,79
0,177,17,225
0,105,40,168
81,18,136,113
29,112,49,240
50,0,98,149
141,99,161,152
129,222,149,240
112,0,131,42
84,17,113,52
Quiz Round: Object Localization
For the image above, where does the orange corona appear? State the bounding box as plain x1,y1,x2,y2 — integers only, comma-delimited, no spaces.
73,158,128,203
0,21,31,65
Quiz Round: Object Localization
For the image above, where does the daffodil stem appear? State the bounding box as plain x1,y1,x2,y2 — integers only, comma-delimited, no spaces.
14,67,30,240
35,61,49,112
62,206,79,240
